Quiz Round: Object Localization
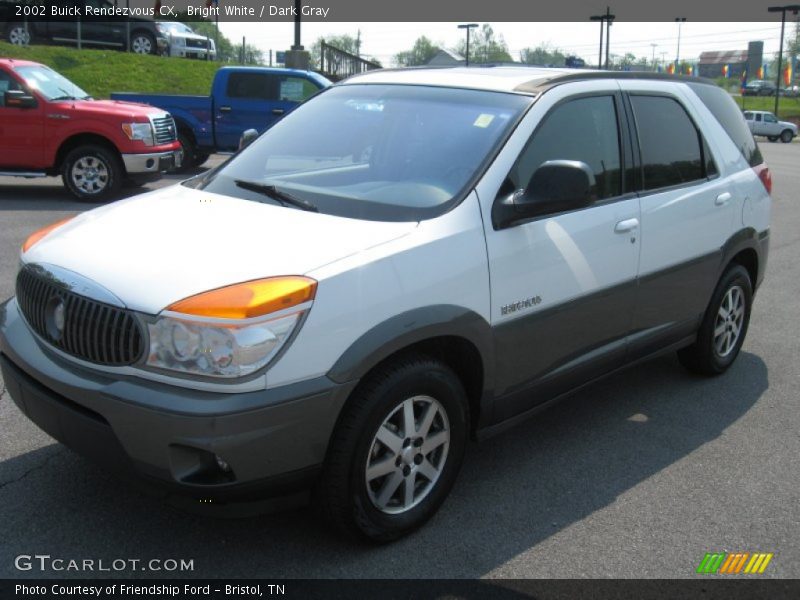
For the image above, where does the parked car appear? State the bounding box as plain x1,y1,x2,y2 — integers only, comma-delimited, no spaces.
743,110,797,142
2,0,167,54
0,58,181,199
111,66,331,170
1,67,770,541
742,80,777,96
155,21,216,60
780,85,799,97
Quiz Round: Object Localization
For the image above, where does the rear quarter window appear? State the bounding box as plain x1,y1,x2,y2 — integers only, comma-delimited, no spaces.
687,82,763,168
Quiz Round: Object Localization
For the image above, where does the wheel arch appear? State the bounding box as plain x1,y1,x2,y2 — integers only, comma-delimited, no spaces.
327,306,495,434
719,227,767,291
54,134,123,174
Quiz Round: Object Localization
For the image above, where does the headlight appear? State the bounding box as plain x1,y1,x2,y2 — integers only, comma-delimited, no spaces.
145,276,317,379
121,122,154,146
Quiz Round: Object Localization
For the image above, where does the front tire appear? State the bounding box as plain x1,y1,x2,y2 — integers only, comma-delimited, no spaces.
61,145,123,202
317,355,468,542
172,131,197,173
678,265,753,376
780,129,794,143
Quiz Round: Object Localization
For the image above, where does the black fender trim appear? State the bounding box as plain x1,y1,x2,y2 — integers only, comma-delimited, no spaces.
327,305,495,420
719,227,769,290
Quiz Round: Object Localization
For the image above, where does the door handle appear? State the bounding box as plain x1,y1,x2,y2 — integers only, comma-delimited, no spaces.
715,192,732,206
614,218,639,233
272,108,285,116
218,106,232,113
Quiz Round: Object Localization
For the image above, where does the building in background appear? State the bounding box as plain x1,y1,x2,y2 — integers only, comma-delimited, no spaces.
426,48,465,66
698,41,763,78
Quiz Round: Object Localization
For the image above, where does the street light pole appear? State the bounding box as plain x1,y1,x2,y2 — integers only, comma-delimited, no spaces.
675,17,687,72
589,7,614,70
458,23,478,67
768,5,800,116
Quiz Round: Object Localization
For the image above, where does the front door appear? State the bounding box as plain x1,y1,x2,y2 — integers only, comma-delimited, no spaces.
0,70,45,169
477,84,641,422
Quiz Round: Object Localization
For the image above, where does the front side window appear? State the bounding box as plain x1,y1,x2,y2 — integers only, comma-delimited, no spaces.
196,84,531,221
506,95,622,201
0,71,21,107
630,95,704,191
764,113,777,123
278,76,319,102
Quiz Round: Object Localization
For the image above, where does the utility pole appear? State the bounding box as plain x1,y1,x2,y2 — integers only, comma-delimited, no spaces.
651,43,658,71
356,29,361,58
675,17,687,71
458,23,478,66
590,7,615,70
768,5,800,116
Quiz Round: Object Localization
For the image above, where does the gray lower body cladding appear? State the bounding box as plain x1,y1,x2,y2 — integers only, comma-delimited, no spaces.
0,299,356,500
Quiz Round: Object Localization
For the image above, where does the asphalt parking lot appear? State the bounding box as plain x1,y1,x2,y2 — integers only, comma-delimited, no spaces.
0,145,798,579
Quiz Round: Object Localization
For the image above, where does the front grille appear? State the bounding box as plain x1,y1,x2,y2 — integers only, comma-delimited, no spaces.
16,267,144,367
152,115,177,145
186,38,208,49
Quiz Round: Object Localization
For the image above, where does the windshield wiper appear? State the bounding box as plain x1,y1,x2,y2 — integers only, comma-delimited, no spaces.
234,179,318,212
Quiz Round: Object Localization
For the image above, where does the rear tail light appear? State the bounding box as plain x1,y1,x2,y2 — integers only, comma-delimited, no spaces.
753,163,772,195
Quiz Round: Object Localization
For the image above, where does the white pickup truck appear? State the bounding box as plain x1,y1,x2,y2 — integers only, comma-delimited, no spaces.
743,110,797,143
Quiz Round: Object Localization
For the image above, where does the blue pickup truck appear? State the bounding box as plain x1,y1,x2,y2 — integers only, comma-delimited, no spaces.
112,66,331,170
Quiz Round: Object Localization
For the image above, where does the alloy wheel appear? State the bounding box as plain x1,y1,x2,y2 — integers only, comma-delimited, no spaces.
71,156,110,195
365,395,450,515
713,285,745,358
132,36,152,54
8,26,31,45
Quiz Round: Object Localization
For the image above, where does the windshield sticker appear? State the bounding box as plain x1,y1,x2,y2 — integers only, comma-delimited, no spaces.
473,113,495,128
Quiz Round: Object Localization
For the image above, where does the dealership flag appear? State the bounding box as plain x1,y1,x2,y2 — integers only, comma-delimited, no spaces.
722,64,729,78
785,64,792,86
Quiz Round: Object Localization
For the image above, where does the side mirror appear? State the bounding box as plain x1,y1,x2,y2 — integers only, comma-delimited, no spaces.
238,128,258,150
492,160,596,229
4,89,37,109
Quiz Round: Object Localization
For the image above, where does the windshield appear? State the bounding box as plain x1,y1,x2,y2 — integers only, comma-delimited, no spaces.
14,66,90,101
196,84,531,221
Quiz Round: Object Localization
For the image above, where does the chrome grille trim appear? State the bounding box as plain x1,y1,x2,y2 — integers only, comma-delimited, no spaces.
15,265,144,367
151,114,177,145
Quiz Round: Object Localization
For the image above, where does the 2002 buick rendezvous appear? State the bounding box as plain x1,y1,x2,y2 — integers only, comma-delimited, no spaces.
0,67,770,541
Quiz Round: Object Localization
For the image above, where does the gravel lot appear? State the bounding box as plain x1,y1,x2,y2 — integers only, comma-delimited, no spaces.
0,146,798,579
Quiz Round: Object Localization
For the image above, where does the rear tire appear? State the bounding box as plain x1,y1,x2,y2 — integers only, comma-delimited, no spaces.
131,31,156,55
316,355,468,542
61,144,123,202
780,129,794,143
678,265,753,376
7,24,32,45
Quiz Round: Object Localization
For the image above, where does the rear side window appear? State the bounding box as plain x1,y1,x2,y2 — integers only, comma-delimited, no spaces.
687,82,763,167
226,72,277,101
508,95,622,200
630,95,704,191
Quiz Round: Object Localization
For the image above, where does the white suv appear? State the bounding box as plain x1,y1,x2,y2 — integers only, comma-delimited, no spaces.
0,68,771,541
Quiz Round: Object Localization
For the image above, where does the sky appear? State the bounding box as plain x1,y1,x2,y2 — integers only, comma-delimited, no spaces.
217,21,795,67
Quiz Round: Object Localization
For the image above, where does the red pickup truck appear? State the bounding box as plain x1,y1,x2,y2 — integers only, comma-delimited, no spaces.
0,59,182,200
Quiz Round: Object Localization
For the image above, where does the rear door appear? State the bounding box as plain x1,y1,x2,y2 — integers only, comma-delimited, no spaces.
476,81,641,422
619,82,736,356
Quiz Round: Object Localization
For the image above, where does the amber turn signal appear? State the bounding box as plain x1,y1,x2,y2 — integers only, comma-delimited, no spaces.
167,276,318,320
22,216,75,253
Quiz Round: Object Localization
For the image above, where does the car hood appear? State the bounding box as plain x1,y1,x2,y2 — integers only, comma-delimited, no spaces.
49,99,166,119
779,120,798,130
22,185,418,314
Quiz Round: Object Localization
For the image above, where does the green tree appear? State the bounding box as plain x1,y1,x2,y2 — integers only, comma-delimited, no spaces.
519,43,566,66
454,24,512,64
394,36,439,67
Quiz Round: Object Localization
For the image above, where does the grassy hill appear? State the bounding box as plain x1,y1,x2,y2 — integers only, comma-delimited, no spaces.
0,42,219,98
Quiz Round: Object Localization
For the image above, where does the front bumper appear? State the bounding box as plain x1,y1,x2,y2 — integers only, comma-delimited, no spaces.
122,149,183,174
0,298,356,500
